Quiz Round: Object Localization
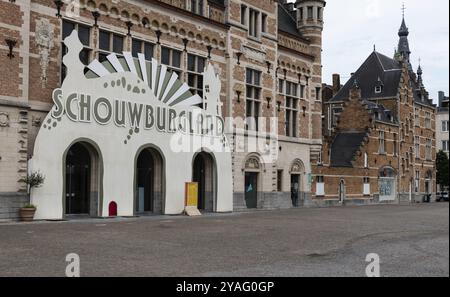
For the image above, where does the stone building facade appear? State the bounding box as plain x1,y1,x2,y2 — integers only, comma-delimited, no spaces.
314,16,437,206
0,0,325,220
436,91,449,156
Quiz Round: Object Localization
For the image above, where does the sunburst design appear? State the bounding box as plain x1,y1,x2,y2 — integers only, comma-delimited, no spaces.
85,52,203,108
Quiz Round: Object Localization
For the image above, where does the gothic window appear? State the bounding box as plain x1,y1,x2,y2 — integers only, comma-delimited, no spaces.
379,131,385,154
249,9,260,38
284,81,299,137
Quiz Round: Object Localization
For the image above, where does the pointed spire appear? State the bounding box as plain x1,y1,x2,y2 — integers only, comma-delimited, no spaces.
417,59,423,86
397,4,412,71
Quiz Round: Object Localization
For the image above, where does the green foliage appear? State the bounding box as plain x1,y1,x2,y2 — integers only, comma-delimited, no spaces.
436,151,449,190
22,204,37,209
21,171,45,189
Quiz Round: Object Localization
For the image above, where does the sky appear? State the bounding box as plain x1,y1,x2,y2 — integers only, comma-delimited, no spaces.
307,0,449,103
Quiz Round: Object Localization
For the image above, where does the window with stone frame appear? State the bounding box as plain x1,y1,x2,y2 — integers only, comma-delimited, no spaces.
379,131,385,154
300,84,306,99
261,13,267,33
240,5,247,25
425,138,432,160
442,120,449,132
442,140,449,152
414,108,420,126
245,68,262,131
415,136,420,159
190,0,204,16
61,21,92,82
161,47,182,77
415,170,420,192
307,6,314,19
284,81,299,137
316,176,325,196
131,38,154,61
393,133,398,156
98,30,124,63
425,111,431,129
187,53,206,107
363,177,370,195
248,8,260,38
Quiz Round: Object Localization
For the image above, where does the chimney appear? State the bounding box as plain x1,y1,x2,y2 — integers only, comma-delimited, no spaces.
438,91,444,107
332,74,341,95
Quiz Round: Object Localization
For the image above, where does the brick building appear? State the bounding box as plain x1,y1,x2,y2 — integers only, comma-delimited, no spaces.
313,15,437,205
0,0,325,220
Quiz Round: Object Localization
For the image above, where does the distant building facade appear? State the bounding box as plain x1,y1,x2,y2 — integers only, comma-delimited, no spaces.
313,16,437,205
436,91,449,156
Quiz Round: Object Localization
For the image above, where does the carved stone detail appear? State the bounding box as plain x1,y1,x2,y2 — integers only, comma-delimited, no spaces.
241,45,266,63
0,112,10,127
245,156,261,170
35,18,55,88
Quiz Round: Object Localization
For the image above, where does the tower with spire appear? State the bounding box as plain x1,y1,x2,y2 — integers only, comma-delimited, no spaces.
397,4,412,71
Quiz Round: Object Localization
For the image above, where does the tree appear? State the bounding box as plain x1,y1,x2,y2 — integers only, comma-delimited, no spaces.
436,151,449,191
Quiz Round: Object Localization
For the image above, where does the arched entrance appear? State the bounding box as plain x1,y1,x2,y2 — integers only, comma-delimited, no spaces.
192,152,216,212
290,159,305,207
244,155,261,209
135,147,164,215
379,167,396,201
64,141,102,217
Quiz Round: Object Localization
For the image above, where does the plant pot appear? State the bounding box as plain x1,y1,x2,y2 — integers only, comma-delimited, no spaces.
19,207,36,222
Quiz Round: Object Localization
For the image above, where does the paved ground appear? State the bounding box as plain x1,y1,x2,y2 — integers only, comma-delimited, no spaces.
0,203,448,277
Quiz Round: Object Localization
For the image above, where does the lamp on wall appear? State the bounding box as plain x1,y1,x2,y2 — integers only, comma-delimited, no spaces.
266,97,271,109
155,30,162,44
276,101,282,112
206,45,212,59
125,21,133,37
236,52,242,65
236,90,242,103
92,11,100,27
182,38,188,52
302,106,307,116
5,39,16,59
54,0,64,18
266,61,271,74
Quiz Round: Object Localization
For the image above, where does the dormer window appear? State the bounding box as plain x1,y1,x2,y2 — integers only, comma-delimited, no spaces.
375,77,383,94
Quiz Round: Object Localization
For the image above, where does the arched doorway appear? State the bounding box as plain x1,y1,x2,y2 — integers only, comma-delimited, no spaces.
244,155,261,209
135,147,164,215
379,167,396,201
290,159,305,207
192,152,216,212
64,141,102,217
339,180,345,203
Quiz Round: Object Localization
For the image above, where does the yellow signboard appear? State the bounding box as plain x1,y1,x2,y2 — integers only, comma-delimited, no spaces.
185,182,198,207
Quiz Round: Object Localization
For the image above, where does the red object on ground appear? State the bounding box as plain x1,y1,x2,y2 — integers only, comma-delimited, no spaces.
109,201,117,217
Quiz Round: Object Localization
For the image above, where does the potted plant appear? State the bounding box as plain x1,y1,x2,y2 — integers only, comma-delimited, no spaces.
19,171,45,222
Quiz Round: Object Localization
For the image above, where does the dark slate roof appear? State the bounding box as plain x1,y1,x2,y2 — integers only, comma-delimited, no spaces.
364,100,397,124
278,4,303,38
330,50,434,107
331,51,402,102
330,132,367,167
